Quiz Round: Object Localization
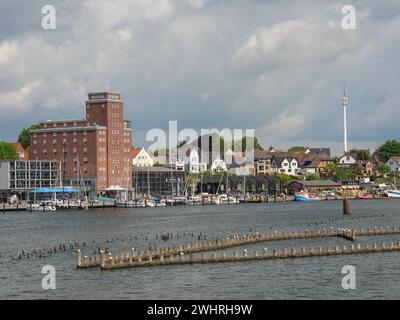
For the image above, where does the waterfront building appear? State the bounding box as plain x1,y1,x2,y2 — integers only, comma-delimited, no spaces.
133,166,186,197
339,153,357,167
387,156,400,172
289,180,341,194
131,147,154,167
299,154,334,177
254,150,276,176
0,160,61,200
186,149,207,174
29,92,132,196
272,156,300,176
198,175,283,195
210,154,227,173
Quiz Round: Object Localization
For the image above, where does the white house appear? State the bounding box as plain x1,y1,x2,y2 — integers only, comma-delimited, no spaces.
272,157,300,176
339,153,357,166
210,154,227,173
131,147,154,167
186,149,207,173
387,156,400,172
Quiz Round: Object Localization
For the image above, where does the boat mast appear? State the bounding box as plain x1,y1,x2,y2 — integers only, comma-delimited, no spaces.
62,141,67,197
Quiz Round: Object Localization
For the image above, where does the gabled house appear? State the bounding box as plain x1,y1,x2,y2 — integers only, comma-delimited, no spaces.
299,154,334,177
254,150,284,176
210,154,227,173
272,156,300,176
339,153,357,167
356,160,374,176
11,142,29,160
186,148,207,174
387,156,400,172
131,147,154,167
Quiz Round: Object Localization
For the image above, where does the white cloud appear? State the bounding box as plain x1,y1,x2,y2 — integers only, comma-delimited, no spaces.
230,19,368,74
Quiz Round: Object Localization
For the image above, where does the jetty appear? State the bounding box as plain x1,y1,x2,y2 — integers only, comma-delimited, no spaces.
76,226,400,270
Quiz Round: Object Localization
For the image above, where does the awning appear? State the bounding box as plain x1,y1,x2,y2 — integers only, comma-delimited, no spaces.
103,185,126,191
31,187,79,193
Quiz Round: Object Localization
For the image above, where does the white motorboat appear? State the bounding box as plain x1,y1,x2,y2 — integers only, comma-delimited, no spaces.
187,195,203,205
31,202,57,212
146,198,166,207
387,190,400,199
116,199,147,208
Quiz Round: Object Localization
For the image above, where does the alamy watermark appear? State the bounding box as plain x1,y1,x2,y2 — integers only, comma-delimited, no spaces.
341,265,356,290
341,5,356,30
41,265,56,290
146,121,256,166
41,5,56,30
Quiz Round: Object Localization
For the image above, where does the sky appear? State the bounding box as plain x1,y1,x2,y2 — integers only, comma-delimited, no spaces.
0,0,399,156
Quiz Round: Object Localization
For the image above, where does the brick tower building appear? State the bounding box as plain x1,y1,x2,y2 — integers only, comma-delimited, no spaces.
29,92,132,196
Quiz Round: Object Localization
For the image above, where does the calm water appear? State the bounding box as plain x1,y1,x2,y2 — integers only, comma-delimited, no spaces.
0,200,399,299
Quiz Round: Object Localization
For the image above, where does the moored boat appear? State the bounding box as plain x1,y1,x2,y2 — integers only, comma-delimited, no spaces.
31,202,57,212
295,193,321,202
387,190,400,199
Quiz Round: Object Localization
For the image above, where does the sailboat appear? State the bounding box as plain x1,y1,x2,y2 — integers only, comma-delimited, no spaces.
387,174,400,199
30,159,57,212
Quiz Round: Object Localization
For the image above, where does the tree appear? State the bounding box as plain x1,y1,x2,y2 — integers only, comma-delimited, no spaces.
376,163,391,176
276,173,293,185
153,148,169,157
288,146,306,153
18,124,40,149
177,141,187,148
306,173,320,180
0,142,19,160
376,140,400,162
332,156,340,164
350,149,370,161
233,136,263,152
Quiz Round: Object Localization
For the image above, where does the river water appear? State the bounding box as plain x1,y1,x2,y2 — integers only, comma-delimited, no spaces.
0,199,399,299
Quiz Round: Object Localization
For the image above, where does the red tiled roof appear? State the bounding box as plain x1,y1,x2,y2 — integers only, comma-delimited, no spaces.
131,148,141,159
9,142,29,160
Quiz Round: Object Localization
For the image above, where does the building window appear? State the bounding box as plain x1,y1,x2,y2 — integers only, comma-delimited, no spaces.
43,140,47,144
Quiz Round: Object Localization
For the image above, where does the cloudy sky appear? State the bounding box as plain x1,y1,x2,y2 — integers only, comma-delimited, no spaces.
1,0,399,155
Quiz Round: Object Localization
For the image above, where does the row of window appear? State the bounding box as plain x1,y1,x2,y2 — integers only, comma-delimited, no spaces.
42,122,86,128
32,147,88,155
33,138,88,145
33,130,88,138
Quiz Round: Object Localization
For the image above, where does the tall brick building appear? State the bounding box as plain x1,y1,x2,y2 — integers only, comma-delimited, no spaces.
29,92,132,196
